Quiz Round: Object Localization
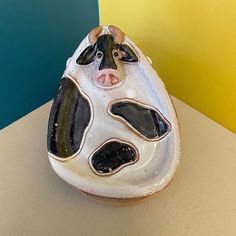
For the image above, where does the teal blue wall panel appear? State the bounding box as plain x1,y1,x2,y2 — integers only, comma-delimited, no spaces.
0,0,99,129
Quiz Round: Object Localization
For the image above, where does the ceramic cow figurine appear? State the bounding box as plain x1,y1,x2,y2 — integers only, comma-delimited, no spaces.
47,25,180,200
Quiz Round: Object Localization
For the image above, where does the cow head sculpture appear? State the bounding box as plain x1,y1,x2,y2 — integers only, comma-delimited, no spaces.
76,25,138,88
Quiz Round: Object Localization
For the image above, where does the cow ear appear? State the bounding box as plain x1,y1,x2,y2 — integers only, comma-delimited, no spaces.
119,44,138,62
76,45,96,65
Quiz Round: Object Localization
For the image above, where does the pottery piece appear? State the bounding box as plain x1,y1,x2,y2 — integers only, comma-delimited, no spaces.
47,25,180,200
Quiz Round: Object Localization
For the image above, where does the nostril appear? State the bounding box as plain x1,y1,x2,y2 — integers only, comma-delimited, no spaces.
109,74,119,84
97,74,106,83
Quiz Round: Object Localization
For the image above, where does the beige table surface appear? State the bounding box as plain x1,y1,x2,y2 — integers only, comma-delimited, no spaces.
0,97,236,236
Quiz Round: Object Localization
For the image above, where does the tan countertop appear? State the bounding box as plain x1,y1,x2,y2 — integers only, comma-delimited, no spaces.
0,97,236,236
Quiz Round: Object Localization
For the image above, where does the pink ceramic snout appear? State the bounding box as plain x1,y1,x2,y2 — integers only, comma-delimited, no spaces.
94,69,121,88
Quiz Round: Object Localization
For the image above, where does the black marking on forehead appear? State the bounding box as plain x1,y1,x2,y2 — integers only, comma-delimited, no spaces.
96,34,116,51
96,34,117,70
47,77,91,159
109,101,171,140
90,140,138,175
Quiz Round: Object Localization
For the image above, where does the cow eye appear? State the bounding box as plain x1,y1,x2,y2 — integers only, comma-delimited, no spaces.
112,49,120,59
96,51,103,59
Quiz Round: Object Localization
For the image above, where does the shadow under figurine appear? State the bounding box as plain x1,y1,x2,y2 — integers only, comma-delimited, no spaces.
47,25,180,200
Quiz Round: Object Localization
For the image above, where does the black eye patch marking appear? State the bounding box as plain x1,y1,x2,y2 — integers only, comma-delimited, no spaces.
76,45,96,65
118,44,138,62
47,76,92,160
89,139,139,176
108,100,171,140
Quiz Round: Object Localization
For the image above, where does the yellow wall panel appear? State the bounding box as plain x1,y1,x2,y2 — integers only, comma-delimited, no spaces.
99,0,236,133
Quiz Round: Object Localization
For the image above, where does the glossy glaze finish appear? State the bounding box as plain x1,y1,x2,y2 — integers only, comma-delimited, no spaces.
90,140,138,175
48,77,91,158
48,25,180,199
110,100,170,139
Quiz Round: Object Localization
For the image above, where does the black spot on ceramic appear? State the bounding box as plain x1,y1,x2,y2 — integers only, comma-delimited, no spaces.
91,141,138,174
110,101,170,139
47,77,91,158
96,34,117,70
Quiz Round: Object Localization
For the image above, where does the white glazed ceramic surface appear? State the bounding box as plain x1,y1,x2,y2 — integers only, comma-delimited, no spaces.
48,26,180,199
